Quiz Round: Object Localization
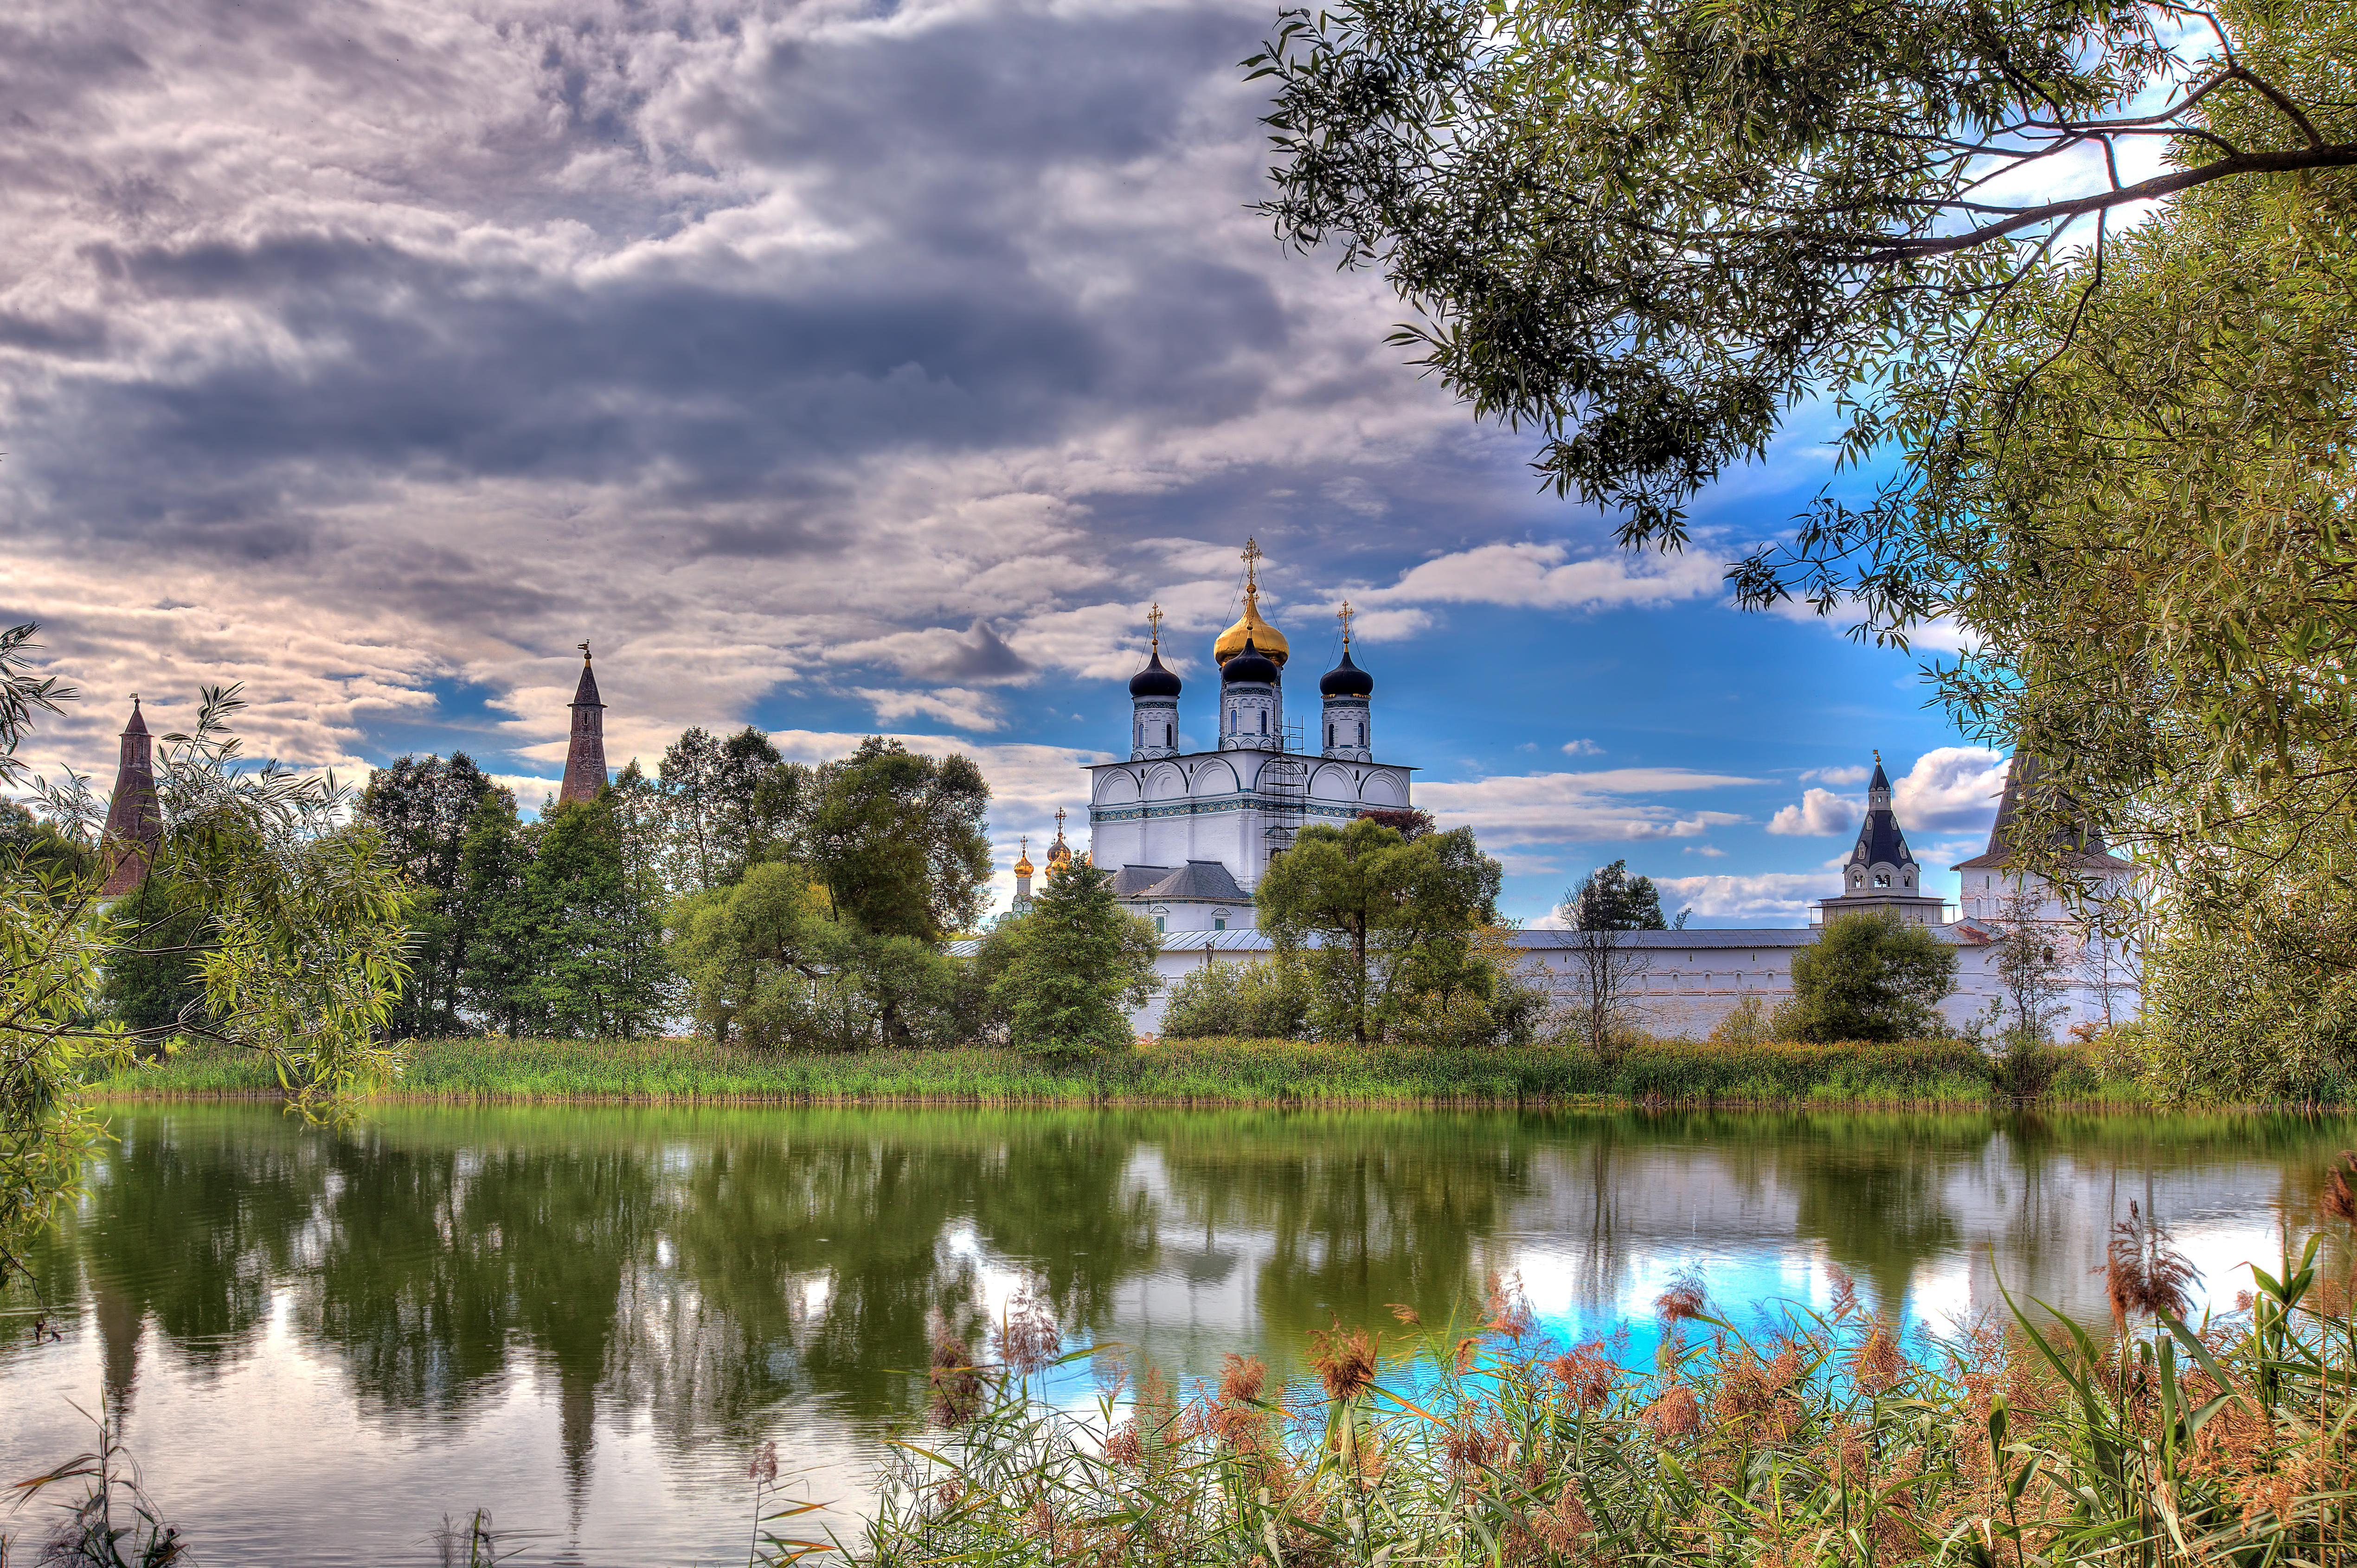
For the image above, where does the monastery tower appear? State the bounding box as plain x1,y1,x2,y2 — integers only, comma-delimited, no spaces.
99,697,163,896
557,643,609,806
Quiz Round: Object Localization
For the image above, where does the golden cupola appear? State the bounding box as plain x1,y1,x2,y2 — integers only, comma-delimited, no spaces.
1213,537,1289,668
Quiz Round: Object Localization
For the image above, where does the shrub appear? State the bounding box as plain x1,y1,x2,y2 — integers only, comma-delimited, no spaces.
1785,912,1957,1042
1161,955,1311,1040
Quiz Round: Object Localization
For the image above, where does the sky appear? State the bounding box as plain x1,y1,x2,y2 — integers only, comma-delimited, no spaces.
0,0,2027,927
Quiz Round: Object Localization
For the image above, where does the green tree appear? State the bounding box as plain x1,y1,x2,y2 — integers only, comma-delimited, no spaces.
807,738,992,943
96,874,209,1040
1,636,410,1284
361,752,495,1037
1565,860,1680,932
1248,0,2355,564
671,861,833,1049
1783,913,1958,1043
1254,816,1502,1044
524,795,673,1038
456,789,537,1037
657,725,805,894
989,860,1160,1056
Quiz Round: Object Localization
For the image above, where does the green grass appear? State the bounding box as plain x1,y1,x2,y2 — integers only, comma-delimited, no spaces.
89,1033,2152,1108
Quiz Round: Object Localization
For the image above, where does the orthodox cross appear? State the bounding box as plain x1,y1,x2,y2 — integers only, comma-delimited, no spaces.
1337,600,1355,648
1146,602,1164,652
1019,835,1029,859
1054,806,1066,837
1240,537,1263,595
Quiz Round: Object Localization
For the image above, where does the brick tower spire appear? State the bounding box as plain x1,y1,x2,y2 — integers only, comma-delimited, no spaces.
99,696,163,896
557,643,609,806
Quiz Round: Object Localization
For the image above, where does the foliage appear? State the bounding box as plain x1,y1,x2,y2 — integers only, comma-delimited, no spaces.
1160,954,1313,1041
360,752,496,1037
2,627,410,1283
854,1232,2357,1568
657,725,805,896
94,876,208,1041
2140,894,2357,1105
517,796,674,1039
989,859,1159,1056
1564,859,1678,932
92,1031,2069,1107
454,790,534,1037
1990,892,2074,1048
1784,913,1958,1043
1247,0,2354,576
806,738,991,945
1255,817,1503,1045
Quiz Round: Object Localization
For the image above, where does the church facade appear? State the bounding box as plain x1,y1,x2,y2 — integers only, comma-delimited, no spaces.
1085,545,1411,934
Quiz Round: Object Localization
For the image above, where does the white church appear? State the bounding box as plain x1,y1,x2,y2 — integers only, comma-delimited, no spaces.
1016,543,2142,1040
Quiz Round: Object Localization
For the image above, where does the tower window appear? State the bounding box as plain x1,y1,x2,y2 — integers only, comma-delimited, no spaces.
1259,711,1266,735
1327,723,1334,747
1164,723,1172,746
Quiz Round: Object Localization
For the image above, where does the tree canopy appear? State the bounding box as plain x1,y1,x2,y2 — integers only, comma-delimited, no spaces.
1250,0,2356,586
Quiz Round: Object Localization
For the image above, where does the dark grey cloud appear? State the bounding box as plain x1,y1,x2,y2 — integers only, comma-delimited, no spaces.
0,0,1586,778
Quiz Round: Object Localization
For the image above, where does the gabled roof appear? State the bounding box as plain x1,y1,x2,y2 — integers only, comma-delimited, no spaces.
1134,859,1249,903
1108,864,1173,897
1952,753,2135,871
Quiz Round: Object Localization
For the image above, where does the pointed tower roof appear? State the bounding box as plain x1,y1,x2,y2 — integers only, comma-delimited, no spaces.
556,644,610,807
99,696,162,896
1847,751,1914,873
1954,753,2133,871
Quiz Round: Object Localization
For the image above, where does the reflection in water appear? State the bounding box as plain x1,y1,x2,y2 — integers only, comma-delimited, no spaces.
3,1105,2349,1565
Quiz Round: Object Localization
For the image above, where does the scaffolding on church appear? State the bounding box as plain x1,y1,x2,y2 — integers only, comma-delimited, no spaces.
1260,720,1308,856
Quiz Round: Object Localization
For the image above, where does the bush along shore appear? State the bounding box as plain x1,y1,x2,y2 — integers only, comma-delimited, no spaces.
88,1033,2164,1108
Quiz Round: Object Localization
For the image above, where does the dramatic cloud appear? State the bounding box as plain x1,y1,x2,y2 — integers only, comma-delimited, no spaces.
1766,787,1860,838
0,0,1545,781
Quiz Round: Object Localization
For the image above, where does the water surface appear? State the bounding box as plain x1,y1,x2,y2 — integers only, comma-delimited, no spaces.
2,1104,2348,1564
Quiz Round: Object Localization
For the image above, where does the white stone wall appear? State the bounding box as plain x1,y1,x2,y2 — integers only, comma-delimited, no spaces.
1131,931,2140,1041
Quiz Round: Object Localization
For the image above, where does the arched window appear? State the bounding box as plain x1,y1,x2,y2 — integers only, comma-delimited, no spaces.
1259,710,1267,735
1327,723,1334,747
1164,723,1173,746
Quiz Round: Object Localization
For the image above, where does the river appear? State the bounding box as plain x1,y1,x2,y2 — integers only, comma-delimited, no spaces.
2,1104,2349,1564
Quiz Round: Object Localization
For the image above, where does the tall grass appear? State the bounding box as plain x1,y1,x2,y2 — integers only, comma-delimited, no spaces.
90,1034,2147,1108
849,1219,2357,1568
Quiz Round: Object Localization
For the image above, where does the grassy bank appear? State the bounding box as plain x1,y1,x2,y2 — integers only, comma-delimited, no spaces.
90,1032,2153,1108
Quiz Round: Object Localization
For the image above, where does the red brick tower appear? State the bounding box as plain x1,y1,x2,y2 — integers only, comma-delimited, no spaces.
99,697,163,895
557,644,609,807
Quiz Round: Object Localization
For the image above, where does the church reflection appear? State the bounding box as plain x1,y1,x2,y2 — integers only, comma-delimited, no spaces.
8,1104,2348,1523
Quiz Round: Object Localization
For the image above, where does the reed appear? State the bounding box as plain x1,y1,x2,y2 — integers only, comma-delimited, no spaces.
90,1034,2150,1108
844,1224,2357,1568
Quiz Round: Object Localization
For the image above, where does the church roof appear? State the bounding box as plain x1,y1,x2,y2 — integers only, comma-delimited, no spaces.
1848,789,1914,870
1222,635,1279,685
1133,860,1249,904
572,656,604,709
1319,645,1373,698
1108,864,1172,897
1129,646,1182,699
1953,753,2135,871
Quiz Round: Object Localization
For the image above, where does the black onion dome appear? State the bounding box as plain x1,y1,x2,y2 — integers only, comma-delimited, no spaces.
1319,646,1373,698
1222,635,1279,685
1129,647,1182,699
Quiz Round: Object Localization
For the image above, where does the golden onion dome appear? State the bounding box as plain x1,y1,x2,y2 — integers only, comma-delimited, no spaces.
1214,587,1289,668
1013,853,1034,877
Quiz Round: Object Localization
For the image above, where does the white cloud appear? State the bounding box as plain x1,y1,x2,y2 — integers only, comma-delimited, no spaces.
1561,738,1603,757
1802,764,1870,786
1893,747,2009,832
1683,844,1726,858
1766,787,1860,838
1415,767,1758,848
1654,872,1829,925
855,686,1004,732
1355,541,1725,616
